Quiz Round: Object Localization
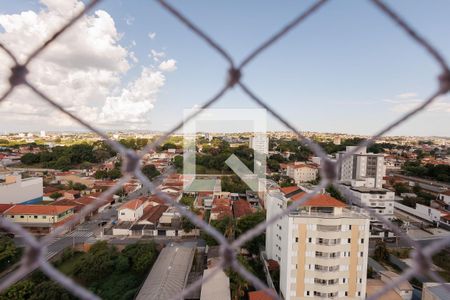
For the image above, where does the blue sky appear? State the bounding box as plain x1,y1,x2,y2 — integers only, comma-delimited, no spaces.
1,0,449,136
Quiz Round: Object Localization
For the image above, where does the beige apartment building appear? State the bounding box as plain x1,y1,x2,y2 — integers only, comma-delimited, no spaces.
286,163,319,184
266,186,370,299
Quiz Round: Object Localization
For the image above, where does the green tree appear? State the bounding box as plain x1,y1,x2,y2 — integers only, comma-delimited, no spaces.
20,153,40,165
94,170,108,179
72,182,87,191
122,242,158,274
0,236,20,272
373,241,389,262
173,155,183,171
107,168,122,179
236,211,266,253
141,164,160,180
49,192,63,200
326,185,345,201
28,281,75,300
73,241,118,283
0,280,34,300
393,183,409,195
54,155,71,171
181,216,196,233
179,195,195,208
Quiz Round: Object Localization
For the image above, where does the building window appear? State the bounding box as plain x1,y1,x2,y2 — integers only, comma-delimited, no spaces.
361,238,364,244
359,278,362,283
43,216,47,219
306,291,310,296
34,216,38,219
345,292,348,296
358,291,361,296
360,251,364,257
348,238,351,243
349,225,352,230
308,237,312,243
10,215,14,218
343,278,346,283
295,237,298,243
20,215,24,219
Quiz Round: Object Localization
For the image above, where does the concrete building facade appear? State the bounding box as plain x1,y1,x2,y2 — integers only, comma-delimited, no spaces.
336,147,385,189
286,163,319,184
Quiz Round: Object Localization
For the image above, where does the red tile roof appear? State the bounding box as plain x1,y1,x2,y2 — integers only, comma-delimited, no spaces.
43,186,60,194
0,204,14,214
290,192,347,208
248,289,277,300
212,198,231,207
119,198,144,211
211,205,232,214
280,186,301,195
233,200,253,219
140,205,168,224
4,205,75,215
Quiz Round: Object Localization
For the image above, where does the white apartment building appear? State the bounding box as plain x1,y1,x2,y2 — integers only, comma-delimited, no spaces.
0,174,43,204
266,187,370,300
249,135,269,155
337,179,395,238
336,146,385,189
286,163,319,184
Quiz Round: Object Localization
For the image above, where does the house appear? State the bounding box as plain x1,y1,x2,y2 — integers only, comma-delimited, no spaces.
118,198,146,222
2,204,76,235
232,199,253,219
63,190,80,200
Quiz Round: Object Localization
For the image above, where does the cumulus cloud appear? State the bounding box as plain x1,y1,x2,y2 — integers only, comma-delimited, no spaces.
383,92,450,113
159,59,177,72
149,49,165,62
148,32,156,40
0,0,176,130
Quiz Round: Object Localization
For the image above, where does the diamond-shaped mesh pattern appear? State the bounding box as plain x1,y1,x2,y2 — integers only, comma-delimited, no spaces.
0,1,450,299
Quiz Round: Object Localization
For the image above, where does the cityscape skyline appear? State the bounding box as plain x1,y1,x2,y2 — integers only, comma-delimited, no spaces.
1,0,450,135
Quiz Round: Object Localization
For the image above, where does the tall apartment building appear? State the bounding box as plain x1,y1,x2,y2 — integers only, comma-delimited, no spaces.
336,146,385,188
266,186,370,300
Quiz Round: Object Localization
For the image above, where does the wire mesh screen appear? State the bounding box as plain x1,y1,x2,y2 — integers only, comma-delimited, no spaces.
0,0,450,299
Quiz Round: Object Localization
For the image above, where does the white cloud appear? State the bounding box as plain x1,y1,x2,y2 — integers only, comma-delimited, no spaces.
100,68,165,124
149,49,165,62
129,51,138,63
159,59,177,72
383,92,450,113
0,0,176,130
148,32,156,40
124,14,134,26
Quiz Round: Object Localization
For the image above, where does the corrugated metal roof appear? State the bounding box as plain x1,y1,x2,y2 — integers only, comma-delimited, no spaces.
136,242,196,300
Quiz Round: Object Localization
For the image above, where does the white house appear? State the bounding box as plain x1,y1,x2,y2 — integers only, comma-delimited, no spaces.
118,198,145,222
